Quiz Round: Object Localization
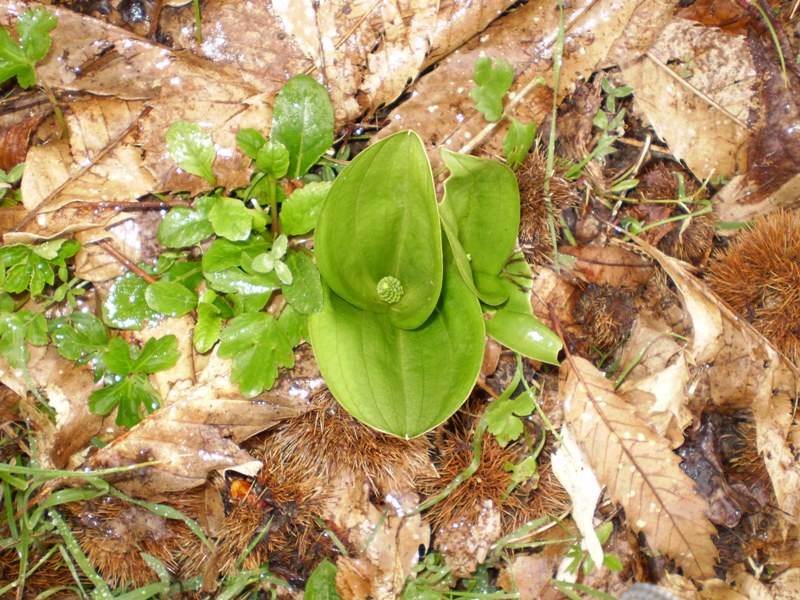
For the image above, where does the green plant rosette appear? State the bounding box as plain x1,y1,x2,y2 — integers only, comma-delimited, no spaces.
308,263,485,438
314,130,442,330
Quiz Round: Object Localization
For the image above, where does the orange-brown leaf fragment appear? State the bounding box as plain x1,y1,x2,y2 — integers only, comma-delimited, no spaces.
560,357,718,579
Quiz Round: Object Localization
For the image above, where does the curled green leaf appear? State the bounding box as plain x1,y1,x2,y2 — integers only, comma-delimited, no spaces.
314,131,442,329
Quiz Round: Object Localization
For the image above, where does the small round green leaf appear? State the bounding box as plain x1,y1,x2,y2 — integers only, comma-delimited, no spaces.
165,121,217,186
308,265,484,438
145,281,198,317
314,131,442,330
282,250,322,314
103,272,159,330
208,196,253,241
157,207,213,248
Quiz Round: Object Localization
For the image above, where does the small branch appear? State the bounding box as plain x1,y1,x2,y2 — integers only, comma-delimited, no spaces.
95,200,192,211
98,240,158,284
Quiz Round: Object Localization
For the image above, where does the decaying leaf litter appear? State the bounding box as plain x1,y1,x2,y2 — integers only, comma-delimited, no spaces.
0,0,800,597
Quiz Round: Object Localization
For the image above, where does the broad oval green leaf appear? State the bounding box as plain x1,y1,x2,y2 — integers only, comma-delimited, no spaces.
308,264,484,438
280,181,331,235
282,250,323,314
272,74,335,178
194,302,221,353
440,148,520,306
203,269,279,296
315,131,442,330
485,309,561,365
208,196,253,241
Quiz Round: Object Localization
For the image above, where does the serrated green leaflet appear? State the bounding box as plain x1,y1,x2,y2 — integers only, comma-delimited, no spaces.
272,74,335,178
166,121,217,186
49,313,108,362
0,7,57,89
280,181,331,235
103,272,158,330
315,131,442,330
470,56,513,123
308,263,484,439
440,149,519,306
218,313,294,397
208,196,253,241
89,373,161,428
485,392,534,448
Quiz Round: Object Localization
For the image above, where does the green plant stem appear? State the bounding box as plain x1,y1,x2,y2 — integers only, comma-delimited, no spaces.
408,415,488,516
544,3,566,271
748,0,788,87
193,0,203,45
268,178,280,236
515,353,562,447
39,80,68,139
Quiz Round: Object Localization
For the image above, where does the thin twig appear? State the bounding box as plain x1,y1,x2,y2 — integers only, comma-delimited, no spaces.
98,240,158,284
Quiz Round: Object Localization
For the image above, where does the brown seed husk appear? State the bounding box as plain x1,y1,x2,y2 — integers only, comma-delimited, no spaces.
63,496,187,589
517,144,580,262
574,283,636,351
634,161,714,264
706,209,800,365
250,390,435,495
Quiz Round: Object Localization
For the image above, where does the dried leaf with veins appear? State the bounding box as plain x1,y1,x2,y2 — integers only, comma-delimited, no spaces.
379,0,672,169
639,242,800,524
550,427,603,567
560,356,718,579
323,472,429,599
85,345,323,496
621,18,752,180
0,2,272,243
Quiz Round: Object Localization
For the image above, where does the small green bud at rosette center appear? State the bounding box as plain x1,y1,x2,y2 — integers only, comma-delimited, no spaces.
377,276,404,304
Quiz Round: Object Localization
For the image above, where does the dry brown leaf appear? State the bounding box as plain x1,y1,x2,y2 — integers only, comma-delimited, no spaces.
0,345,108,470
621,17,752,180
634,239,800,523
560,355,718,579
84,345,323,496
324,472,429,599
0,2,272,241
497,555,559,600
162,0,516,125
378,0,671,169
437,499,502,578
615,316,693,448
560,244,654,287
550,427,603,566
0,114,40,170
712,34,800,224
